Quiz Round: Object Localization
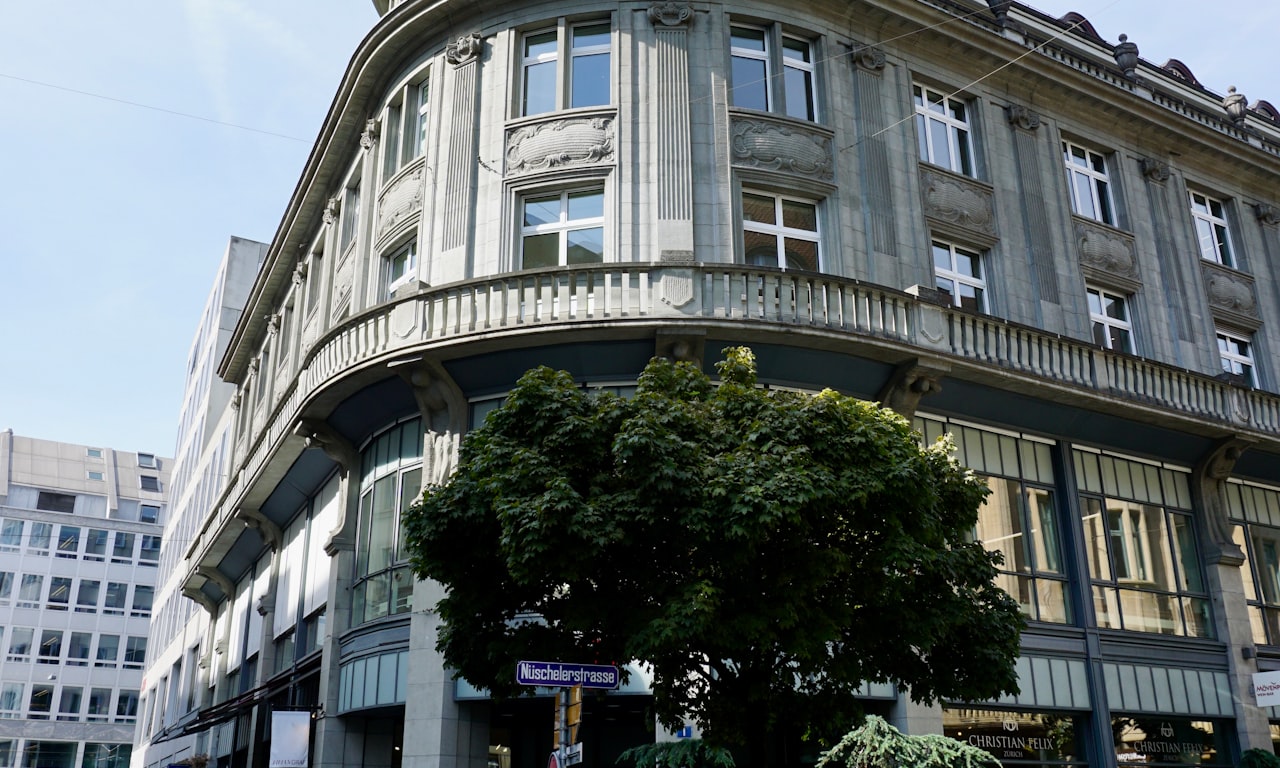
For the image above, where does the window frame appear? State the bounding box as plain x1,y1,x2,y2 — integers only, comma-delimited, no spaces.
1189,190,1236,267
518,19,613,117
913,82,975,177
1217,327,1256,386
728,23,819,122
518,186,608,269
931,240,987,312
379,70,431,183
1086,285,1135,353
382,239,418,298
1063,140,1115,225
740,189,822,271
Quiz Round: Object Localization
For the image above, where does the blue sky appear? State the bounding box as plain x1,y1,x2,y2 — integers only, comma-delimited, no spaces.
0,0,1273,457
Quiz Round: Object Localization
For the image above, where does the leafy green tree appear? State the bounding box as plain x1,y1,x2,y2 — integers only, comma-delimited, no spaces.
1238,748,1280,768
403,348,1023,766
818,716,997,768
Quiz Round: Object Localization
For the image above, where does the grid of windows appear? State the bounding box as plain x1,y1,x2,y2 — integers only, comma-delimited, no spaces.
1063,140,1114,225
932,240,985,311
1075,449,1210,637
520,189,605,268
1190,191,1235,267
521,21,611,117
742,191,820,271
913,84,974,176
1217,328,1255,386
729,25,817,121
1086,286,1134,353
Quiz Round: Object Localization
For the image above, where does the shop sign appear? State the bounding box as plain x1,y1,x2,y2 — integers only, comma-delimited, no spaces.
1112,716,1225,766
1254,670,1280,707
943,708,1078,763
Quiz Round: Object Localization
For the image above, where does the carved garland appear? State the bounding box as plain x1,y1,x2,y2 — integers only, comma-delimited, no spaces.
506,117,615,175
730,119,833,180
919,168,995,239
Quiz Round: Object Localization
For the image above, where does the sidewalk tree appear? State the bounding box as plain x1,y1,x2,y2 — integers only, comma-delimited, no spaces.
403,347,1023,767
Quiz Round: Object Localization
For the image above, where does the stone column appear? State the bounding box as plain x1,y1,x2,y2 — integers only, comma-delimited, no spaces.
438,34,483,283
1140,157,1196,355
850,45,896,281
648,3,695,261
1004,105,1060,308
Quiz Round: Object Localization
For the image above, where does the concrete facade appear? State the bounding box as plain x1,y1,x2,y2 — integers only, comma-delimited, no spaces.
136,1,1280,767
0,431,168,768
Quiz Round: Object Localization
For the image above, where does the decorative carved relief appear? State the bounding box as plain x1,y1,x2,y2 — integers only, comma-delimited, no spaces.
659,250,695,308
1202,262,1259,326
730,118,833,180
1074,220,1138,286
1255,203,1280,227
360,119,378,150
446,33,482,66
323,196,339,226
506,117,615,176
919,168,995,239
377,165,424,239
853,44,885,71
331,251,354,312
1193,437,1255,565
1140,157,1170,183
877,360,948,419
648,2,692,26
1005,104,1041,131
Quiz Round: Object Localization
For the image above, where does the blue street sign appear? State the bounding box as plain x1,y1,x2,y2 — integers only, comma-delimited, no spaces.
517,660,620,689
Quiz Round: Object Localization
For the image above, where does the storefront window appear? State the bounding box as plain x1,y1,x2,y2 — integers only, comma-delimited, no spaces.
352,418,423,626
917,416,1070,624
1075,450,1210,637
1227,482,1280,646
943,707,1084,766
1112,717,1227,766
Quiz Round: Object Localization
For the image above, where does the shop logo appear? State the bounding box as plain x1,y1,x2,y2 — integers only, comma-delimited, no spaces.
1002,719,1018,733
1159,722,1174,739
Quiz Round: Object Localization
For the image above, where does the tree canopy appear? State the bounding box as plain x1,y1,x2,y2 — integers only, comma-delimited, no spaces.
402,347,1023,765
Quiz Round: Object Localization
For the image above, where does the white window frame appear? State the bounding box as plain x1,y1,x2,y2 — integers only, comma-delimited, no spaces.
1086,285,1135,353
913,83,974,177
518,187,607,269
741,190,822,271
519,20,612,117
1190,190,1236,267
380,71,430,183
338,177,361,255
1217,328,1256,386
729,24,818,121
383,240,417,297
932,240,986,312
1063,140,1115,225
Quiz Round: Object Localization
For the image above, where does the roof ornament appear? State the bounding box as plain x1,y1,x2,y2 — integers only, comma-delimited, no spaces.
986,0,1012,27
1223,86,1249,126
1113,34,1139,80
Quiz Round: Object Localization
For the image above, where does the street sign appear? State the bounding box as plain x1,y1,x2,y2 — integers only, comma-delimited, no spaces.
517,660,620,689
565,744,584,766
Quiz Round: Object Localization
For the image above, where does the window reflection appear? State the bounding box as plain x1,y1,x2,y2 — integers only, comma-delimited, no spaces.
353,419,424,626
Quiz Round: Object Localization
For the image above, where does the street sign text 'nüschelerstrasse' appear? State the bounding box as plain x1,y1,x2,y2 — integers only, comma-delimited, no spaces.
517,661,620,689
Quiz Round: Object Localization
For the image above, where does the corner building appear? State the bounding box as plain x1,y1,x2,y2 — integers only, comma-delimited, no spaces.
139,0,1280,766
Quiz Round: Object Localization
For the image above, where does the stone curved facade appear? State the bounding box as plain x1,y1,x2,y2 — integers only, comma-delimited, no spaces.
136,1,1280,767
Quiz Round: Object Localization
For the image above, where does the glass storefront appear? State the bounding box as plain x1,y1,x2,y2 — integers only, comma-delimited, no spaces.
1111,717,1227,766
944,707,1085,767
352,418,423,626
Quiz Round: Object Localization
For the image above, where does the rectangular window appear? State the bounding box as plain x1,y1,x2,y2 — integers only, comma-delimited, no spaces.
520,189,606,268
37,630,62,664
36,491,75,513
932,240,986,311
1086,286,1134,353
339,182,361,253
104,582,127,615
57,687,82,722
77,580,100,612
1190,190,1236,267
18,575,43,608
87,688,112,721
124,637,147,669
0,520,20,551
306,248,325,315
1063,140,1114,225
96,635,120,667
112,533,135,563
116,690,139,722
729,25,817,121
137,453,157,469
913,83,974,176
28,523,51,553
87,471,104,481
1076,450,1210,637
1217,328,1255,386
28,685,53,720
56,525,80,558
140,475,161,492
131,585,154,617
0,571,11,606
68,633,92,666
381,72,430,180
47,577,71,611
741,191,821,271
383,241,417,297
140,535,161,565
7,628,33,660
0,683,22,717
520,21,611,116
85,529,108,560
139,505,160,524
86,448,103,458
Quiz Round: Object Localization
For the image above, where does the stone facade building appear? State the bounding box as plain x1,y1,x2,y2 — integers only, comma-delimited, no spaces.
135,0,1280,766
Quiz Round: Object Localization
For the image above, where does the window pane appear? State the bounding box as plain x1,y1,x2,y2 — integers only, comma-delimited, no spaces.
1080,497,1111,580
730,56,768,111
525,30,557,58
1027,487,1062,573
731,27,766,51
566,227,605,264
1035,579,1071,624
783,238,818,271
929,119,951,169
523,60,557,116
743,231,778,267
523,195,561,227
975,478,1027,572
742,193,776,224
567,190,604,220
30,523,51,549
522,233,559,269
570,52,609,108
781,199,817,231
783,67,813,121
367,474,398,573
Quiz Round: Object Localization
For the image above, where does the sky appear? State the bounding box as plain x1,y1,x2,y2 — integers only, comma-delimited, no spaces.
0,0,1274,458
